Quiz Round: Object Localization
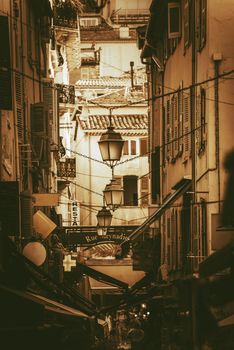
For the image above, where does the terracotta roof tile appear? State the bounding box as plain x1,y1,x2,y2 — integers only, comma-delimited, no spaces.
76,78,131,88
78,114,148,131
80,27,137,42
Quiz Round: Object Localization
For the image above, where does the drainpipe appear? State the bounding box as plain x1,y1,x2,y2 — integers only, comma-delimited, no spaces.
191,0,197,207
191,1,198,349
213,54,222,213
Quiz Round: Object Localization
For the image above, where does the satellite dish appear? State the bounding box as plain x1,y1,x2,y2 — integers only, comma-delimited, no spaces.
23,241,46,266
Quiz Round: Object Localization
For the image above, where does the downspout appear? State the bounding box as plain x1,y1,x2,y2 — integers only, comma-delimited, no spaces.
191,1,198,349
214,57,221,213
191,0,197,207
20,0,28,190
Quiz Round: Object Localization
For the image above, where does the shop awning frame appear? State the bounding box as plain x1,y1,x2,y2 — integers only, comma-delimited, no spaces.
121,177,192,245
76,262,129,291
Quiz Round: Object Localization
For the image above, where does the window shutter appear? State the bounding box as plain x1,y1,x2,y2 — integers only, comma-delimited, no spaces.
199,0,207,49
31,103,50,168
201,200,207,257
167,216,172,270
162,106,166,163
140,138,147,156
171,210,177,270
131,140,136,155
196,88,206,154
177,209,182,269
178,84,184,155
174,94,179,156
140,175,149,206
15,72,23,142
201,88,206,144
0,16,12,110
166,99,172,160
151,146,160,203
43,80,59,148
183,93,191,159
123,140,129,155
192,205,200,270
184,0,191,49
196,92,201,152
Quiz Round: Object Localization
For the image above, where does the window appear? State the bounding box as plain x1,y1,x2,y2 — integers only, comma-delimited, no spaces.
201,200,207,258
26,4,32,64
140,175,149,206
168,2,181,39
151,146,160,203
196,87,206,154
0,16,12,110
166,99,172,160
140,138,148,156
123,176,138,206
173,94,179,156
183,90,191,160
178,83,184,155
123,140,137,156
198,0,207,50
15,72,23,142
80,18,99,27
31,103,50,168
184,0,192,49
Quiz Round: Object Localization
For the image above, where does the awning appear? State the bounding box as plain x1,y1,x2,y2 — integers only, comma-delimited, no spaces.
76,262,130,291
0,284,91,327
121,177,192,244
85,263,145,292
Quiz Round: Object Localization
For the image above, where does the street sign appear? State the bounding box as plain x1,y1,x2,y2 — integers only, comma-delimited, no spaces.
65,231,128,246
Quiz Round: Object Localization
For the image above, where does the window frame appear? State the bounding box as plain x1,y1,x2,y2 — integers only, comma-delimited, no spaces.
122,139,138,156
123,175,138,207
168,2,181,39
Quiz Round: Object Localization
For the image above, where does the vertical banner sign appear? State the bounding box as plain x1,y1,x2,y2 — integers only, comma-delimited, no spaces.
72,201,79,226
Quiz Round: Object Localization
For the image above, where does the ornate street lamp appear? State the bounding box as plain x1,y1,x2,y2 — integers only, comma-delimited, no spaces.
103,178,124,211
96,205,112,228
98,109,124,170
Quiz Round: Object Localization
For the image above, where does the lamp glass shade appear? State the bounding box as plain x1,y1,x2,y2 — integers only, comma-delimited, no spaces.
98,127,124,166
96,206,112,227
103,179,124,211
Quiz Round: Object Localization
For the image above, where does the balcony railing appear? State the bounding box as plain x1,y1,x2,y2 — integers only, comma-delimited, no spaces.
111,9,150,24
56,84,75,104
54,16,78,29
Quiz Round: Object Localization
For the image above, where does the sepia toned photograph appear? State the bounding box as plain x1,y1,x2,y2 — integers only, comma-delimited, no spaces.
0,1,234,349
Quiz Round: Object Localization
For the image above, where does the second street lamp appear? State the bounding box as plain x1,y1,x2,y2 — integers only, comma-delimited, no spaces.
103,178,124,211
96,205,112,228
